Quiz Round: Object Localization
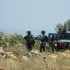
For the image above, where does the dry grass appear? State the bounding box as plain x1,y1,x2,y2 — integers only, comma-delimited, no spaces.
0,34,70,70
0,50,70,70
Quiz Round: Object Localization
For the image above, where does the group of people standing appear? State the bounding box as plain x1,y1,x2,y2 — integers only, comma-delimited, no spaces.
24,31,48,52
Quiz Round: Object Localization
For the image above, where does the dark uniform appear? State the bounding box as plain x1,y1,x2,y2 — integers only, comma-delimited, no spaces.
24,31,35,51
40,31,48,52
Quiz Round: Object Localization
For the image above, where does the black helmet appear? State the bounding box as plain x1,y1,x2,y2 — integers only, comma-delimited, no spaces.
27,31,31,35
41,30,46,34
59,28,61,31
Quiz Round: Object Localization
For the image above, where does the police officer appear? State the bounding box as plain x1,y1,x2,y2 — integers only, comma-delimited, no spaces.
40,31,48,52
24,31,35,51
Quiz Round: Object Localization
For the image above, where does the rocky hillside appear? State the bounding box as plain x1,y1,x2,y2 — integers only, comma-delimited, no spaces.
0,32,70,70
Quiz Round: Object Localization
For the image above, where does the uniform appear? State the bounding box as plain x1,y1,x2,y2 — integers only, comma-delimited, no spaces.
24,31,35,51
40,31,48,52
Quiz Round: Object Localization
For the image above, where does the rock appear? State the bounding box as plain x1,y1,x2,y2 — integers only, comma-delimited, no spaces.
0,47,4,53
0,47,5,55
49,54,58,59
22,55,29,62
26,50,40,58
60,53,70,58
31,50,40,55
5,52,17,60
27,52,32,57
49,54,58,61
65,50,70,53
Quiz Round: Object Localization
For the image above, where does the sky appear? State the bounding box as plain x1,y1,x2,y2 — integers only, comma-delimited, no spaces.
0,0,70,36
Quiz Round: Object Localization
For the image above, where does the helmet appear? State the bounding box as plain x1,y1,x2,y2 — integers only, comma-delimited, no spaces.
27,31,31,35
41,30,46,34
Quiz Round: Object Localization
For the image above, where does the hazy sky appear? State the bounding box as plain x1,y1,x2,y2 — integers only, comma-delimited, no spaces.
0,0,70,35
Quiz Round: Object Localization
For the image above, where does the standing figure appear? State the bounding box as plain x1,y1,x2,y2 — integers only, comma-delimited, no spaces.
40,31,48,52
24,31,35,51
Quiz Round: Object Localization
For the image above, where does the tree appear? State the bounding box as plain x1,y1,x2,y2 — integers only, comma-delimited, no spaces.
55,23,64,33
55,19,70,33
64,19,70,31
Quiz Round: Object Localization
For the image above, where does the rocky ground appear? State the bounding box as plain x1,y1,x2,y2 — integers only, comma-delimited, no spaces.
0,32,70,70
0,47,70,70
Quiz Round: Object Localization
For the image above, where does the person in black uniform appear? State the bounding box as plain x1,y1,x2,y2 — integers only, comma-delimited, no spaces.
24,31,35,51
40,31,48,52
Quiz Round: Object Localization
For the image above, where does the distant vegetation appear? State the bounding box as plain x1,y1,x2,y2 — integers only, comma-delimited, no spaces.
55,19,70,33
